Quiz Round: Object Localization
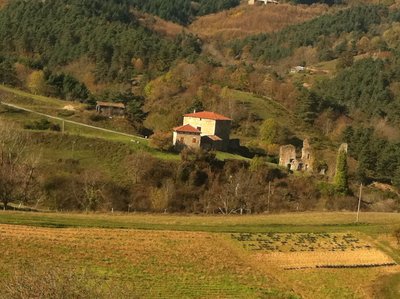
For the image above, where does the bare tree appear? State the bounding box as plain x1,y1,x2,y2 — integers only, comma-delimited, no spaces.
0,122,39,210
73,170,106,212
203,168,269,215
204,173,243,215
125,151,154,184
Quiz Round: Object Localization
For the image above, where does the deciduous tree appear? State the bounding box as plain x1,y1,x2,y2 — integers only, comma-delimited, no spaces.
27,70,47,95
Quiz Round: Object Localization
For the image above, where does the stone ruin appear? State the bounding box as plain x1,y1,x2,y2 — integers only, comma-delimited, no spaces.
338,143,348,154
279,139,314,172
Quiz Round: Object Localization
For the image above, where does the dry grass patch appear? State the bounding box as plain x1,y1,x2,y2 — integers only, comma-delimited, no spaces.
131,9,186,38
0,0,8,9
255,249,394,269
190,4,329,41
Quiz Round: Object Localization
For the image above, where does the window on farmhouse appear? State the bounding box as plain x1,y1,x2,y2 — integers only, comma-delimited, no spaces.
180,137,184,142
192,138,197,143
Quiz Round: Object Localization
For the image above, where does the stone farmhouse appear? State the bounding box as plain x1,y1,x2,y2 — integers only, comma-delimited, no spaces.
173,111,232,151
279,139,314,172
96,101,126,117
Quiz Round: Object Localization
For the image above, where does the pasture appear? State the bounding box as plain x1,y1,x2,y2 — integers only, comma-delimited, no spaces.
0,212,400,298
0,85,247,162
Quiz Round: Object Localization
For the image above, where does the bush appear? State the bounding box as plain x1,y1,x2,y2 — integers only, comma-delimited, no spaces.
24,119,61,131
150,131,173,151
89,114,108,122
57,110,75,117
317,182,336,197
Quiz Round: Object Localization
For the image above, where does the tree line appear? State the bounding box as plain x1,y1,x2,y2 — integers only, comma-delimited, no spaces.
342,126,400,185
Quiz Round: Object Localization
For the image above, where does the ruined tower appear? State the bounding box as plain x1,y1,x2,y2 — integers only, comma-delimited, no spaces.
279,139,314,172
301,139,314,171
279,144,297,171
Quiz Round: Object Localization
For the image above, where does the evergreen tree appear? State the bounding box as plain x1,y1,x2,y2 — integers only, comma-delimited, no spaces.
297,89,319,125
358,145,376,172
355,157,368,185
186,99,205,113
0,58,18,85
127,98,146,124
334,145,349,195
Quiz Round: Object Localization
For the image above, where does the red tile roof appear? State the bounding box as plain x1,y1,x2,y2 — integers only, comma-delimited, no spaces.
184,111,231,121
173,124,201,134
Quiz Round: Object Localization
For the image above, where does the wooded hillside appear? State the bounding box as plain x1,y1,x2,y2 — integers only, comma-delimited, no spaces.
0,0,201,83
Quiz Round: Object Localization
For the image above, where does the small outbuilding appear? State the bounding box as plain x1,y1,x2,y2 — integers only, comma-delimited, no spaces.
173,124,201,150
96,101,126,116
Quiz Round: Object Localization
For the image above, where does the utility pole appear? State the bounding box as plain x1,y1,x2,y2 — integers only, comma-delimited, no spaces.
356,183,363,223
267,181,271,213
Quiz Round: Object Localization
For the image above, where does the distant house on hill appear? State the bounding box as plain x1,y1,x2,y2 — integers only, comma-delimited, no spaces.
290,66,306,74
173,111,232,151
96,101,126,117
249,0,279,5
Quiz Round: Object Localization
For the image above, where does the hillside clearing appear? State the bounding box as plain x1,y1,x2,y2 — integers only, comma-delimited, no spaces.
190,3,329,41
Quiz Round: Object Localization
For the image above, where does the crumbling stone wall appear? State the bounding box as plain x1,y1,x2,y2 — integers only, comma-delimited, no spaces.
279,144,297,170
279,139,314,172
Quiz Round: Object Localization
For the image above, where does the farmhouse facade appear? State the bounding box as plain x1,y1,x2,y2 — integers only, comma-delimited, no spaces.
279,139,314,172
173,111,232,151
96,101,126,117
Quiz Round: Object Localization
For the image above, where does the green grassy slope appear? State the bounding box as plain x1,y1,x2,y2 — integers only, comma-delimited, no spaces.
1,211,399,235
0,85,248,163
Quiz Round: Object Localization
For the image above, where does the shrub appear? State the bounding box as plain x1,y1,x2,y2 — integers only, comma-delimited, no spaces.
150,131,173,151
89,114,108,122
57,110,75,117
24,119,60,131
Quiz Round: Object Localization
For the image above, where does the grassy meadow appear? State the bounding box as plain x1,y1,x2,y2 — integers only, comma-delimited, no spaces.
1,212,400,298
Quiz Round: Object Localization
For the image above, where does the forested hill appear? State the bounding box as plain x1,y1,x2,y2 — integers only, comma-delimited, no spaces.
231,5,390,63
0,0,201,82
